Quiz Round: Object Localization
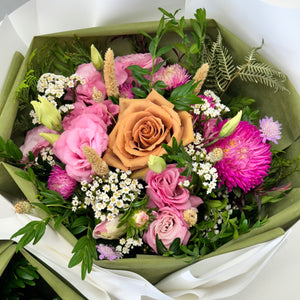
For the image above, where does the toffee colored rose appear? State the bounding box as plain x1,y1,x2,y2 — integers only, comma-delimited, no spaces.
103,89,194,173
143,207,190,253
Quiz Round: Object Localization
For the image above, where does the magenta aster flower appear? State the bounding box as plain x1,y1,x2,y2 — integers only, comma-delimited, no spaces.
259,116,282,144
47,165,77,199
153,64,191,90
96,244,121,261
209,121,272,192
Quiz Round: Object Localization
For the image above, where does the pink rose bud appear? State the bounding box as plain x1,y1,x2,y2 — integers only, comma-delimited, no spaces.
92,215,126,240
132,210,149,227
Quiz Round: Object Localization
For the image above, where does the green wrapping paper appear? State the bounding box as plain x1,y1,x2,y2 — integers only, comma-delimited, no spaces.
0,19,299,285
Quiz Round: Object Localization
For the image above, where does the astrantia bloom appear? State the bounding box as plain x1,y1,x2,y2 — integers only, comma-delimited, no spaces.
96,244,121,261
47,165,77,199
153,64,190,90
259,116,282,144
209,120,272,192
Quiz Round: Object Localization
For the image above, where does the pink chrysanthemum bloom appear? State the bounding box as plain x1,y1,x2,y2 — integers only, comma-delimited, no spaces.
209,120,272,192
96,244,121,261
47,165,77,199
259,116,282,144
153,64,191,90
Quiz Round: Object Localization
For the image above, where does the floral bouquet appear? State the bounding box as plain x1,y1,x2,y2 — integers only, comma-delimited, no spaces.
0,7,300,293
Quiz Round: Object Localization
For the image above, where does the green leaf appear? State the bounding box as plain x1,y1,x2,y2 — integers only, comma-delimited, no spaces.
131,87,147,98
33,221,46,244
68,250,84,268
156,234,167,255
0,136,6,151
127,65,151,75
16,231,35,252
156,46,173,57
15,170,31,181
5,139,23,160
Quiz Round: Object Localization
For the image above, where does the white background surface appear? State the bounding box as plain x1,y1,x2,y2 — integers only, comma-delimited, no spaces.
0,1,299,299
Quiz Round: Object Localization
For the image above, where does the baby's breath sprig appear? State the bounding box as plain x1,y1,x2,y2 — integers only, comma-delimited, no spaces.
72,169,144,222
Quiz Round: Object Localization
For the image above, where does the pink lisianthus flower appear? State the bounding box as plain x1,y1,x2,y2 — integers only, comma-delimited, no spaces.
153,64,191,90
52,116,109,182
92,215,126,240
62,100,118,131
47,165,77,199
143,207,190,253
115,53,163,85
209,120,272,192
145,164,203,211
20,125,58,159
74,62,107,105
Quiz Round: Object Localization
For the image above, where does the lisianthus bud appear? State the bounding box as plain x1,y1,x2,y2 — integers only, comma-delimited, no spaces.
148,155,166,173
91,44,104,70
219,110,242,138
183,208,198,227
39,133,60,145
93,215,126,240
31,96,62,132
132,210,149,227
14,200,32,214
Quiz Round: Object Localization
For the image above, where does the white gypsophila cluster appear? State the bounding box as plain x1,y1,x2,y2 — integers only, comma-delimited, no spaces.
58,104,75,114
29,109,40,125
185,132,218,194
37,73,84,100
71,169,144,221
116,237,143,255
34,147,55,166
192,90,229,118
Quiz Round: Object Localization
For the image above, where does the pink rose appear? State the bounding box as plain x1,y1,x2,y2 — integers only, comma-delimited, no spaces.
74,63,107,104
143,207,190,253
53,116,109,182
62,100,118,131
145,164,203,211
20,125,57,158
93,215,126,240
115,53,163,85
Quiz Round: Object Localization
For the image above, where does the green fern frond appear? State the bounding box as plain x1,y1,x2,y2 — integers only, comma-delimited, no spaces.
215,32,235,81
238,62,286,80
238,69,289,92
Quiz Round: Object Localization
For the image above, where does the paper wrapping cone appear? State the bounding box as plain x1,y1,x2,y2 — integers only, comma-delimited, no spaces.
0,19,299,285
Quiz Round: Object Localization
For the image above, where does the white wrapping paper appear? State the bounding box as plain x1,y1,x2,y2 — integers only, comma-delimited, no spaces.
0,1,300,299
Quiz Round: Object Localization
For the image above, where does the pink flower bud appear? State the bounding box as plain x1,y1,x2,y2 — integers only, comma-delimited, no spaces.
132,210,149,227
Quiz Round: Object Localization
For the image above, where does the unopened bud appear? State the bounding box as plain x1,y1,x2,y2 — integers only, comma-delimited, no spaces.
148,155,166,173
219,110,242,138
91,44,104,70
